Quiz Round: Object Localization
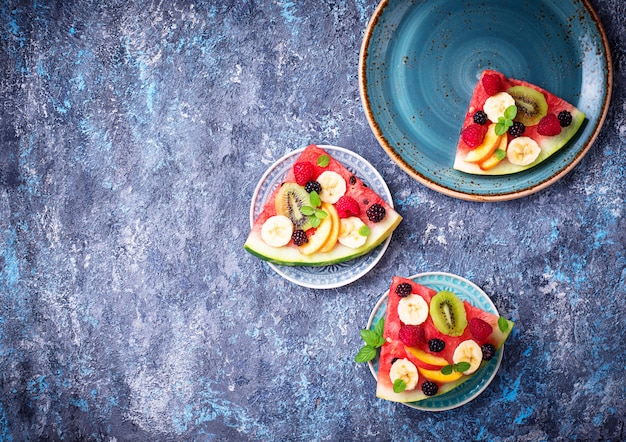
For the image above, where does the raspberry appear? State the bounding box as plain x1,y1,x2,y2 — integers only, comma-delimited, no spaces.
481,343,496,361
469,318,492,341
558,110,573,127
482,73,503,96
304,180,321,194
428,338,445,353
537,114,562,136
398,325,426,347
473,110,488,125
508,121,526,138
461,123,488,148
291,229,308,246
366,203,386,223
395,282,412,298
293,162,315,186
334,195,360,218
422,381,438,396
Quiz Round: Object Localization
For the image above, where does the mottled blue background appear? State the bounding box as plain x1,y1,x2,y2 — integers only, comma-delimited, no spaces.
0,0,624,441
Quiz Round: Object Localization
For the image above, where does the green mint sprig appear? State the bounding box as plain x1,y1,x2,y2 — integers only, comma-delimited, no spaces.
495,105,517,136
440,361,471,375
354,318,385,363
317,155,330,167
300,191,327,228
393,378,407,393
498,316,509,332
359,225,370,237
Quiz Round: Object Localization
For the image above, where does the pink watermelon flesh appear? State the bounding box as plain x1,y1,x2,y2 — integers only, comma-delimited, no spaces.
376,276,514,404
453,70,585,175
244,144,402,266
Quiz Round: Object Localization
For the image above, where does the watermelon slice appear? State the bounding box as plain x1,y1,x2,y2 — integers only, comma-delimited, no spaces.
375,276,514,404
453,70,585,175
244,144,402,266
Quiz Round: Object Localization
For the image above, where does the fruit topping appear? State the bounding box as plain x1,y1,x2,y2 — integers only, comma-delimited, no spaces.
421,381,438,397
395,282,412,298
275,183,314,231
293,162,315,186
291,229,308,246
304,180,322,194
461,123,488,148
398,294,429,326
389,358,419,392
481,343,496,361
261,215,294,247
428,338,445,353
473,110,488,125
483,92,516,122
366,203,386,223
469,317,492,341
558,110,573,127
507,85,548,126
334,195,360,218
338,216,368,249
507,137,541,166
398,325,426,347
316,170,346,204
429,290,468,337
297,203,333,255
464,123,501,163
452,340,483,375
508,121,526,138
537,114,562,136
481,72,503,96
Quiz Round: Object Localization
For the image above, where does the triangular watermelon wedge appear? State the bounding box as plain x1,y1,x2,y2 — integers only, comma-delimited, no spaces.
375,276,514,404
244,144,402,266
453,70,585,175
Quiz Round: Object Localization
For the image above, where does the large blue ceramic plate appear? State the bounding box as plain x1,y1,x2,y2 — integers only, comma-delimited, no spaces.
367,272,504,411
359,0,612,201
249,145,396,289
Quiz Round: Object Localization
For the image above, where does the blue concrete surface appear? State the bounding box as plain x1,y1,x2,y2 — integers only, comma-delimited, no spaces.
0,0,624,440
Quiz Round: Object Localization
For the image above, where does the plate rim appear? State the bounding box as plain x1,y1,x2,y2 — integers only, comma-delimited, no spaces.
358,0,613,202
365,271,504,411
249,144,396,289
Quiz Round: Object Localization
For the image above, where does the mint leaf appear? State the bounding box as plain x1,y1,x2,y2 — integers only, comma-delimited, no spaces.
495,148,507,160
373,318,385,337
354,345,377,363
495,122,508,136
317,155,330,167
454,361,471,373
498,316,509,332
310,216,321,228
441,365,453,375
359,225,370,237
314,209,327,219
504,105,517,120
360,329,381,347
393,378,407,393
309,191,321,207
300,206,314,216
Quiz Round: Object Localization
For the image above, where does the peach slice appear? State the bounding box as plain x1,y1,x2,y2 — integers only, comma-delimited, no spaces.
406,347,449,368
319,203,340,253
464,123,502,163
417,366,463,383
298,204,334,255
479,134,509,170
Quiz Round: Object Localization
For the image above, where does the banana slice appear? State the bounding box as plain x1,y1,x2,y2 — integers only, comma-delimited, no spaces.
452,340,483,375
338,216,368,249
260,215,294,247
389,358,419,391
483,92,516,122
397,294,429,326
316,171,347,204
507,136,541,166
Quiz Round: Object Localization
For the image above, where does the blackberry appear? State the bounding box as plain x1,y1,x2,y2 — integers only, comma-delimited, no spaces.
473,110,488,125
558,110,572,127
508,121,526,138
291,229,308,246
428,338,445,353
422,381,438,397
304,180,321,194
481,343,496,361
366,203,386,223
395,282,412,298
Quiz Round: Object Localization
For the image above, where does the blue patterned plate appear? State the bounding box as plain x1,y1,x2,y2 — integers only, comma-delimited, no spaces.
249,145,396,289
359,0,612,201
367,272,504,411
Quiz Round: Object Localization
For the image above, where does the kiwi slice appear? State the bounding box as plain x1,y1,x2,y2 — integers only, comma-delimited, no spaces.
275,183,313,231
429,290,468,337
507,85,548,126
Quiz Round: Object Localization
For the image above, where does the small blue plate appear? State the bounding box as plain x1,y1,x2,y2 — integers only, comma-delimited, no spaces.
367,272,504,411
249,145,396,289
359,0,612,201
